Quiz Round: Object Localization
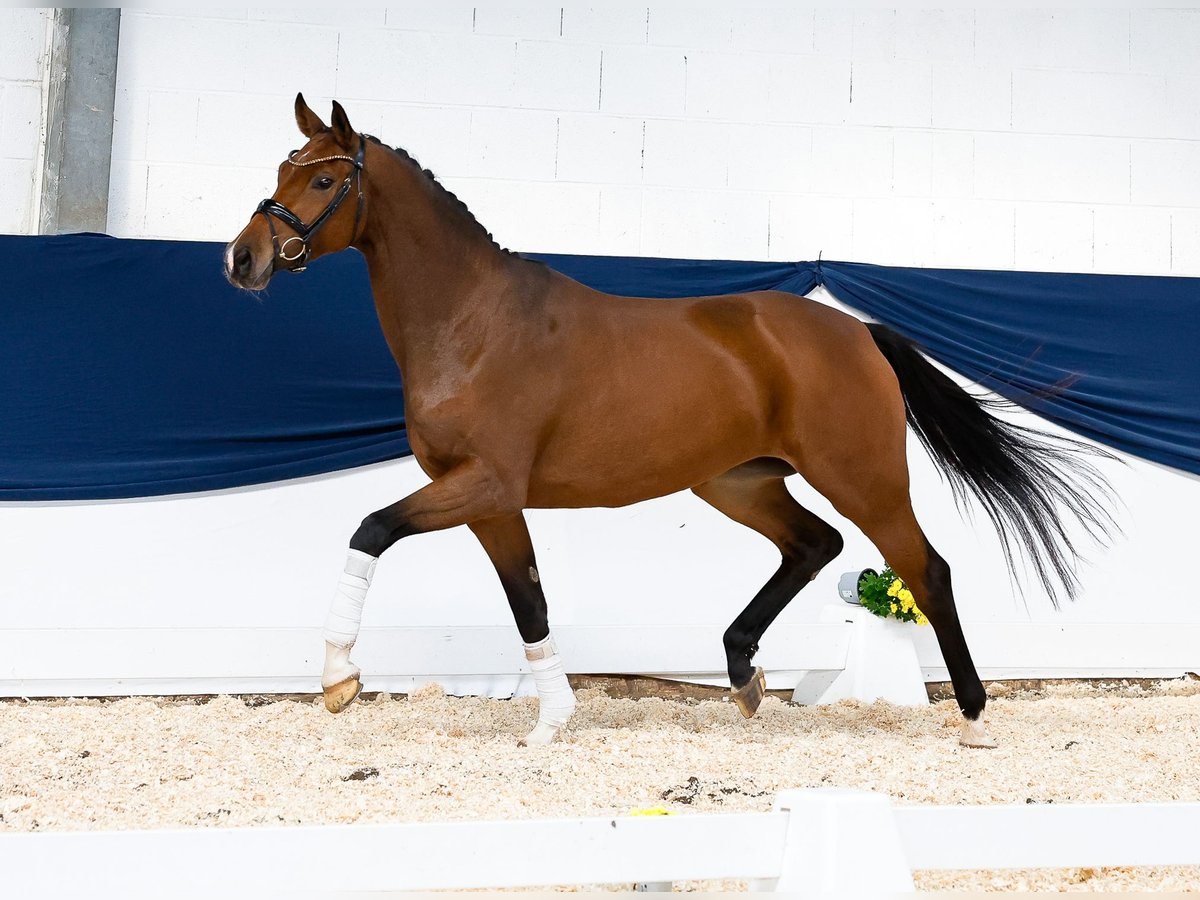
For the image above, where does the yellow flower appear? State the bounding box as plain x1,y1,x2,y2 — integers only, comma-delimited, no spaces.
889,602,898,614
915,613,929,626
887,579,902,598
898,589,915,612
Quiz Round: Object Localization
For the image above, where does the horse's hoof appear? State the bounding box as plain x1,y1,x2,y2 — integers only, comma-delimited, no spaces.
731,667,766,719
517,721,560,747
959,716,998,748
323,675,362,714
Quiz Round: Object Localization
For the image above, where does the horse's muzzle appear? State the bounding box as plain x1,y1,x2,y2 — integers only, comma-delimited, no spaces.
224,240,273,291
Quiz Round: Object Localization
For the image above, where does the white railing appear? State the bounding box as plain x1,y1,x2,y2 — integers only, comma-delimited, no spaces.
3,790,1198,896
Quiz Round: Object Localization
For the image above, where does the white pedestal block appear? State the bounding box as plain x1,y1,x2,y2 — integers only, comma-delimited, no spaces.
750,788,916,893
791,605,928,707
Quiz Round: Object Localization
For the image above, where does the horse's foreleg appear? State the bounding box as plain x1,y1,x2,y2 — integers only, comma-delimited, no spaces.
469,514,576,746
692,468,843,718
321,459,518,714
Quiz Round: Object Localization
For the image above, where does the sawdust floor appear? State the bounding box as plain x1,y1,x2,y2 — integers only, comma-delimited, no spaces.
3,679,1199,892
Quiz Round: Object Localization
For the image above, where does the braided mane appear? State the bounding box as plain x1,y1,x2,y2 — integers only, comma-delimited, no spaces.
362,134,517,256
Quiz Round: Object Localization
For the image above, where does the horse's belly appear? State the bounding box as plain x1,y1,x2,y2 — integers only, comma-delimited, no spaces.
525,392,770,508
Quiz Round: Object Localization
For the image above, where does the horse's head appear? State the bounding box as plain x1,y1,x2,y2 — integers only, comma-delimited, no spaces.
224,94,366,291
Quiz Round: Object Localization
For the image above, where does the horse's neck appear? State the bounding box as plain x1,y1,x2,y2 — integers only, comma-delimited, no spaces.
355,163,512,381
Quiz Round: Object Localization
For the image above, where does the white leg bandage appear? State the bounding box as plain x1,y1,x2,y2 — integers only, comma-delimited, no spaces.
324,549,377,648
322,549,377,692
520,633,577,746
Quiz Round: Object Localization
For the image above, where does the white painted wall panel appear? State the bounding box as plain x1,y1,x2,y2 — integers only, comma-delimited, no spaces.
474,3,560,40
383,3,474,35
1132,141,1200,207
468,107,559,179
767,195,853,261
556,113,643,183
1130,9,1200,76
1014,203,1095,272
731,6,815,56
1094,206,1173,274
928,199,1014,270
560,6,647,46
641,118,729,188
846,59,931,129
646,4,733,50
684,51,772,121
0,8,47,234
930,62,1011,132
972,9,1130,72
514,40,602,111
894,10,974,63
1172,209,1200,275
973,133,1129,206
597,45,686,117
1011,69,1170,139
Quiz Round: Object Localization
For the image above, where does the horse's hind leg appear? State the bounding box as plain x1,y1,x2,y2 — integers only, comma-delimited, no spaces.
692,461,844,717
810,463,995,747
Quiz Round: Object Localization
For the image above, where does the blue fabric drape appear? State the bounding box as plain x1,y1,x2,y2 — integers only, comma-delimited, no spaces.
1,234,1196,500
810,261,1200,476
1,234,407,499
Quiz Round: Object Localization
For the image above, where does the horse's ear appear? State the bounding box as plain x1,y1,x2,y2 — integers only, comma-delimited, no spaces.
330,100,355,149
294,92,326,138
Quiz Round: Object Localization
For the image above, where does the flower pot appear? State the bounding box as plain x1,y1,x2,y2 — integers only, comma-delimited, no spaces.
837,568,877,605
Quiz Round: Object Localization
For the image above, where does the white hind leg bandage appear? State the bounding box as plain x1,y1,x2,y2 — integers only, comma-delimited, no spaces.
322,549,377,688
520,633,577,746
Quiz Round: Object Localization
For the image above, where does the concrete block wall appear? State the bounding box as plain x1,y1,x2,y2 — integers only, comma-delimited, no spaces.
102,5,1200,275
0,9,49,234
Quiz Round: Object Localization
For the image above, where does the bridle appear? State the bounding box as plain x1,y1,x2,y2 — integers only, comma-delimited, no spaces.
255,134,366,272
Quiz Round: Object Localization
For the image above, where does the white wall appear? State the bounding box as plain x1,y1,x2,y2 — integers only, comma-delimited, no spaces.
4,6,1200,692
0,8,49,234
106,6,1200,275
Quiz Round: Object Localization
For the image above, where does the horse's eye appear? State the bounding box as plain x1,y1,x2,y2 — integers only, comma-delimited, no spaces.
314,176,334,190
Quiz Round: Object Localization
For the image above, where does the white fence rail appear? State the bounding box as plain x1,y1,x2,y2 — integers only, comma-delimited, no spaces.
3,789,1199,897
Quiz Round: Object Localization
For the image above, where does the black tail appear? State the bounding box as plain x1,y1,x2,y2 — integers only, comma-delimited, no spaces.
866,323,1118,606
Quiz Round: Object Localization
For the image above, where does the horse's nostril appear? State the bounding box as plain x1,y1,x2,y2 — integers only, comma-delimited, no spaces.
234,246,253,275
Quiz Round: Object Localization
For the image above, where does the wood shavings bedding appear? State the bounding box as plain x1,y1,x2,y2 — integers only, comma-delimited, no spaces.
2,679,1198,892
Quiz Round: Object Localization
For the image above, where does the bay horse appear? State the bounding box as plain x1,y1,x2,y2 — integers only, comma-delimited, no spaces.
225,96,1114,748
